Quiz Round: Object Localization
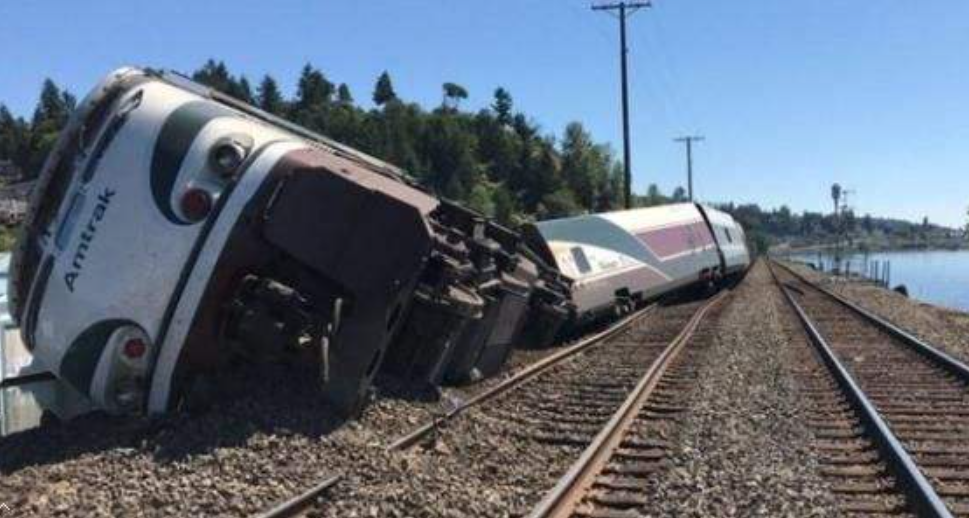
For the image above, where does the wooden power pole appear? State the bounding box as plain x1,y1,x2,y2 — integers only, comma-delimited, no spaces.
674,135,704,201
592,1,651,209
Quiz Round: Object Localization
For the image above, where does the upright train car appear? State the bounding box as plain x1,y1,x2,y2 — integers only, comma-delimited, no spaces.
523,203,749,321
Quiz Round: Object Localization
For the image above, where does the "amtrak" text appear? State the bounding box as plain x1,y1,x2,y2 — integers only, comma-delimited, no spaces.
64,188,115,292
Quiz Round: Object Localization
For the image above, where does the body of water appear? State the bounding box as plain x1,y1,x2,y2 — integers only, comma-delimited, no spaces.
791,249,969,312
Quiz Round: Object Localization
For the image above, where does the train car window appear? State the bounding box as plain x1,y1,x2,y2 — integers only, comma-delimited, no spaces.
724,228,733,243
571,246,592,274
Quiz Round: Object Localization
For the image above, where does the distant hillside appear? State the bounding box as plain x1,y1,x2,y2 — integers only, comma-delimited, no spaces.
712,202,967,254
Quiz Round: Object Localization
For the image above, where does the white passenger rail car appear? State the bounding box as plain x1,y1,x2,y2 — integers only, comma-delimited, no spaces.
524,203,750,321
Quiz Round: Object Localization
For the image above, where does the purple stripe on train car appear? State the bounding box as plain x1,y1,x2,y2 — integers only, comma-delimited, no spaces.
635,221,714,259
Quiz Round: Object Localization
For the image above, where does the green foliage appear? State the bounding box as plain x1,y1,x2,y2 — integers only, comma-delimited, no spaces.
257,75,286,115
442,82,469,110
295,65,334,112
193,60,253,103
373,71,397,106
0,226,18,252
492,88,513,126
336,84,354,105
561,122,615,212
671,186,687,202
4,63,954,255
0,61,627,229
713,201,958,253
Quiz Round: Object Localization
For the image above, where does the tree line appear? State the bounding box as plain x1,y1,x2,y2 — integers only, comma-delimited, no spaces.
1,60,638,226
717,202,959,253
1,60,956,253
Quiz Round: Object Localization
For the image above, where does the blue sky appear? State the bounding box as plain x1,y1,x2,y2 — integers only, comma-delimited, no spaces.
2,1,967,226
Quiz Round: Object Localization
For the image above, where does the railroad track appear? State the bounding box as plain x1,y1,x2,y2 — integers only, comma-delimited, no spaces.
258,289,730,517
770,259,969,518
526,290,728,518
388,303,659,451
256,298,663,517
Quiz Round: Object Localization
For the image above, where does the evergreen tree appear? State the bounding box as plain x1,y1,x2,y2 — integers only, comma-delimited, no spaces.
337,83,354,105
643,184,668,207
560,122,616,211
193,60,253,102
192,60,234,94
0,106,30,168
28,79,75,175
233,76,254,104
671,186,687,202
492,88,513,126
295,64,334,111
422,110,479,200
257,75,285,115
373,71,397,106
32,79,70,128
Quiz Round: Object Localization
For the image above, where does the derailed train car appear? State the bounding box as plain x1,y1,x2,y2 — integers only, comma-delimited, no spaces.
523,203,750,322
10,68,572,418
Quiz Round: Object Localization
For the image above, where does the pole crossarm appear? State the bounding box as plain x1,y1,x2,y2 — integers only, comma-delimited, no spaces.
592,2,651,11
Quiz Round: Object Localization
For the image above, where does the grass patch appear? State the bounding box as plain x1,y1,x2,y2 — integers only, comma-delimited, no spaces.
0,226,20,252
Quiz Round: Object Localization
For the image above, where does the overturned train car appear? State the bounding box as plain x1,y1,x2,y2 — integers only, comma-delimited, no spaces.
524,202,750,323
10,68,572,418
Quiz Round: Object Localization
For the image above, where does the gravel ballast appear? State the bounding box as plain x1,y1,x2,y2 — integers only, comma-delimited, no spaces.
787,261,969,365
2,261,885,517
644,262,838,517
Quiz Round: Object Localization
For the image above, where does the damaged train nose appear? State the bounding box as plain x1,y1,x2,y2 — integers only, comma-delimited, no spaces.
11,68,573,419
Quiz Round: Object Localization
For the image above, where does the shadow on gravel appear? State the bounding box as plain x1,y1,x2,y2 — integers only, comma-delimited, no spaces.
0,363,347,475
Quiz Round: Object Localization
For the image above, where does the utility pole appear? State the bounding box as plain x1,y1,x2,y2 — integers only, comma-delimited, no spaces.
593,1,651,209
674,135,704,201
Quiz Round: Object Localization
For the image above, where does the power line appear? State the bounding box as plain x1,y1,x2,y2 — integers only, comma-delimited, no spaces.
592,1,651,209
673,135,704,201
642,12,700,131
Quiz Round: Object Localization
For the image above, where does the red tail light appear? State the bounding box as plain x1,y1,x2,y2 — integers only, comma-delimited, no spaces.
181,188,213,222
123,338,147,359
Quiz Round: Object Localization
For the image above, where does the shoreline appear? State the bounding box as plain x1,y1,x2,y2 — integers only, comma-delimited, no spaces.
784,260,969,368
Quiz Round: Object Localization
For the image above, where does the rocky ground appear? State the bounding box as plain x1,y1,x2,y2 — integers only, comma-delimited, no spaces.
787,261,969,364
314,299,706,517
0,352,570,517
7,259,952,517
643,261,837,517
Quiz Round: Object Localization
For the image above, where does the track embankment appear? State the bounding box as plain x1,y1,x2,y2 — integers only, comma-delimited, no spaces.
641,261,838,516
787,262,969,366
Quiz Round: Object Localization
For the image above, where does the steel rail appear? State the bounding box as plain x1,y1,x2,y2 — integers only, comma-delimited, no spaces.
773,259,969,382
527,290,728,518
387,304,658,451
767,261,953,518
253,474,341,518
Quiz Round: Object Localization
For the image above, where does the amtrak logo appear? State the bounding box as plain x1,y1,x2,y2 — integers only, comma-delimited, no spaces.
64,188,115,292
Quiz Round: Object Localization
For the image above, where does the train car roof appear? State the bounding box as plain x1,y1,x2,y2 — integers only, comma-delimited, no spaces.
534,203,703,234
